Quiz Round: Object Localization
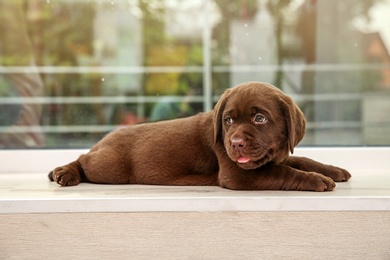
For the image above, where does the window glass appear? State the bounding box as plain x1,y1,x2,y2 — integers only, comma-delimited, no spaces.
0,0,389,148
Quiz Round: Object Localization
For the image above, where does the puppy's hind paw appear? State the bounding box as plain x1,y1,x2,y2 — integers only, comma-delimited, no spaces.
50,166,80,186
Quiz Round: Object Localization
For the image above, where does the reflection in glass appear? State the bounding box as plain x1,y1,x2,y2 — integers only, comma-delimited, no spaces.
0,0,389,148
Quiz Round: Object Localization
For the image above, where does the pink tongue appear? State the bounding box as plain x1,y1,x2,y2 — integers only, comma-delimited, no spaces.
237,157,251,163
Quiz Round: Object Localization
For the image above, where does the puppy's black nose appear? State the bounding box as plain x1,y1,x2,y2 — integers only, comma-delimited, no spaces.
232,137,245,149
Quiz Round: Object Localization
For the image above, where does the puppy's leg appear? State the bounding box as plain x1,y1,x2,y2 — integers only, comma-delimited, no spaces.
218,163,336,192
48,160,84,186
285,156,351,182
49,149,132,186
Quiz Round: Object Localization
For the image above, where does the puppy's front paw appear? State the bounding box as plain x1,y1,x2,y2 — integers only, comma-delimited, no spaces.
323,165,351,182
49,166,80,186
306,173,336,192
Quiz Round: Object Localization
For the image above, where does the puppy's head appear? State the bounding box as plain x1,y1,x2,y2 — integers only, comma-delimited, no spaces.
213,82,306,170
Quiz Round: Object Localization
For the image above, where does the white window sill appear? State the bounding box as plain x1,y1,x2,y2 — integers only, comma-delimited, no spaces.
0,147,389,213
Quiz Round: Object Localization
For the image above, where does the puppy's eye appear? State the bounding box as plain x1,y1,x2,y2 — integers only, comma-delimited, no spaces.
225,116,233,125
254,114,267,124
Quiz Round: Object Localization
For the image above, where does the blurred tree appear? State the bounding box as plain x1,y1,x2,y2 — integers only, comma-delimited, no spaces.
266,0,292,87
0,0,44,147
212,0,258,94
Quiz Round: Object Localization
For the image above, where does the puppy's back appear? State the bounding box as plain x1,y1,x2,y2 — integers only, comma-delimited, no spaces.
81,111,219,185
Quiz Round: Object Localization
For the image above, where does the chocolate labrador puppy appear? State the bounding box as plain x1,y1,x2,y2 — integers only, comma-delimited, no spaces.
49,81,351,191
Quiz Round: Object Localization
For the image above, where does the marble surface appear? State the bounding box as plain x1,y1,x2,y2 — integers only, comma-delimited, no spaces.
1,170,390,213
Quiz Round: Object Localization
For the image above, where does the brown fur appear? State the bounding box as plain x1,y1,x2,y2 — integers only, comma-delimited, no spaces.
49,82,351,191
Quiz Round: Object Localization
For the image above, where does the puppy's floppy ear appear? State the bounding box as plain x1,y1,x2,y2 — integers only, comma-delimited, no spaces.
279,96,306,154
213,88,232,144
